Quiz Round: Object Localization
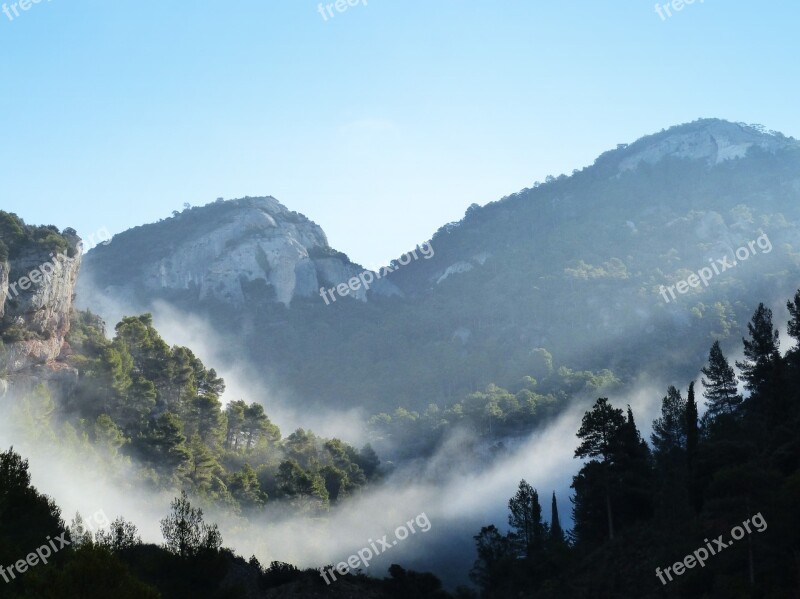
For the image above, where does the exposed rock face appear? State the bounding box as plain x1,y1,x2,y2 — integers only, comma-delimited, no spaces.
1,248,81,383
0,261,8,319
79,196,400,308
617,120,800,172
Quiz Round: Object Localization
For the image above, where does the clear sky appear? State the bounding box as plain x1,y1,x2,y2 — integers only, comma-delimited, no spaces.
1,0,798,269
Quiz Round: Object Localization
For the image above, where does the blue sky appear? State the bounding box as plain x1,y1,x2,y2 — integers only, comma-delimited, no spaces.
1,0,798,269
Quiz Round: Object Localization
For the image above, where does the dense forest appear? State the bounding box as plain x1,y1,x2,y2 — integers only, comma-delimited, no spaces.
55,311,380,512
4,292,799,597
367,360,620,460
467,292,800,598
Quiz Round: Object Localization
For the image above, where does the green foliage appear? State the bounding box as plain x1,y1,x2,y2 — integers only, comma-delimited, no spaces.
0,211,75,260
368,363,619,462
160,490,222,558
60,310,377,512
276,459,329,510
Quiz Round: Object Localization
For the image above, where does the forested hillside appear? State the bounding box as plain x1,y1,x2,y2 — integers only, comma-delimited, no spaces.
468,292,800,598
79,121,800,418
35,310,381,512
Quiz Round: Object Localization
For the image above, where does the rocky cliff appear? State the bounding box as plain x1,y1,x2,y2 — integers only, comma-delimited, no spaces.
0,216,82,393
78,196,399,309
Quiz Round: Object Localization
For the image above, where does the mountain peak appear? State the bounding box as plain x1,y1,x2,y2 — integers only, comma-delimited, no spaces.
609,119,798,172
79,195,401,309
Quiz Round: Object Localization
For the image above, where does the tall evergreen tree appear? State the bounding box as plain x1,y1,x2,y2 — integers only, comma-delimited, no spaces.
469,525,513,594
651,386,686,458
785,290,800,374
685,381,701,514
701,341,742,417
615,406,654,526
685,382,698,457
574,398,627,540
550,492,564,542
224,400,247,451
787,289,800,342
736,303,780,396
507,479,546,557
575,398,627,464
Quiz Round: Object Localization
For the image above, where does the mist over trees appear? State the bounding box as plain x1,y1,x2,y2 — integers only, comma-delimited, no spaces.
467,293,800,598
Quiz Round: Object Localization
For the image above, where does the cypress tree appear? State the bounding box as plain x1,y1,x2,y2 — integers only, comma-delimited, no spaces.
550,492,564,542
685,381,701,514
685,382,698,462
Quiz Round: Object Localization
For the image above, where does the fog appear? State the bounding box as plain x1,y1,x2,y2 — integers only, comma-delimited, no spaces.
0,353,671,588
17,275,768,587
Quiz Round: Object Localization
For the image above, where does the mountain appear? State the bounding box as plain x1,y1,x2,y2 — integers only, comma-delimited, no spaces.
78,196,400,308
77,119,800,415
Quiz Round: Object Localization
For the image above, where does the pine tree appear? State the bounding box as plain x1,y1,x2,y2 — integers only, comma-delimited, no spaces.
736,303,780,395
575,398,627,464
616,406,654,526
787,290,800,341
187,434,220,494
507,479,546,557
469,525,513,593
225,400,246,451
229,463,268,509
136,413,191,483
785,290,800,372
701,341,742,417
651,387,686,455
574,398,627,541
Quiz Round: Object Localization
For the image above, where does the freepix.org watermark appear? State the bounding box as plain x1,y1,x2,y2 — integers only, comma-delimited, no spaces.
659,233,772,304
655,512,767,585
655,0,704,22
0,533,70,584
6,226,110,300
319,512,432,585
2,0,52,24
319,242,434,305
317,0,367,22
